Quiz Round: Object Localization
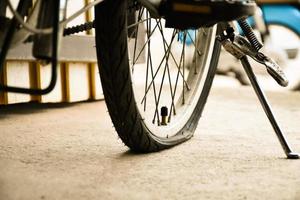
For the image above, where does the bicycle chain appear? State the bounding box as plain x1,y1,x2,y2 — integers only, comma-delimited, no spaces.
63,20,95,36
62,0,140,36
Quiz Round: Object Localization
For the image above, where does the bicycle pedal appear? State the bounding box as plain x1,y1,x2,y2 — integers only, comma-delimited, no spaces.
161,0,256,29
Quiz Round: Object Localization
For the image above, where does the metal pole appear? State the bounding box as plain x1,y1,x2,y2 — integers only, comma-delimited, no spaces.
240,56,299,159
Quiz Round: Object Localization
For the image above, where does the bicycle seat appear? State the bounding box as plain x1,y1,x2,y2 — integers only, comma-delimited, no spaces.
158,0,257,29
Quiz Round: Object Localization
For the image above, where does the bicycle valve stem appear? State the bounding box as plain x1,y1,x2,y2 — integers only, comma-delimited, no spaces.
161,106,168,126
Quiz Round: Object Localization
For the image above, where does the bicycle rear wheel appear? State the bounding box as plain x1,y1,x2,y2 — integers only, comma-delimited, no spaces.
94,0,221,152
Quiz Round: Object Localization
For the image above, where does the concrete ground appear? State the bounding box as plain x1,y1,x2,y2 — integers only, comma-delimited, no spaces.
0,79,300,200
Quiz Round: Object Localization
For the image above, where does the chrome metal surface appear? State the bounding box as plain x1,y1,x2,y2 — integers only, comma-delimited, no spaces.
240,56,299,159
220,34,289,87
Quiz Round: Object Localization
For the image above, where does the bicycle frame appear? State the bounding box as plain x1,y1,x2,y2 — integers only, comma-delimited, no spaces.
0,0,101,95
0,0,60,95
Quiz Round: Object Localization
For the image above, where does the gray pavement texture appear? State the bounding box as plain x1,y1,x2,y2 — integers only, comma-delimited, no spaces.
0,83,300,200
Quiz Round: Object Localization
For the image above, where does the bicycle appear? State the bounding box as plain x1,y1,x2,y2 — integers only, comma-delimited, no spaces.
0,0,299,159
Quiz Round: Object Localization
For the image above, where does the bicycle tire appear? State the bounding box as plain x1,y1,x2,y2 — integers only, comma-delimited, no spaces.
94,0,221,152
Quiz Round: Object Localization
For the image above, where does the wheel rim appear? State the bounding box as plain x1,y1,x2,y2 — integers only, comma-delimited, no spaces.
127,7,216,138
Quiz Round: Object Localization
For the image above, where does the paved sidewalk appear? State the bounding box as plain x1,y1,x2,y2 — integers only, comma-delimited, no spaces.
0,81,300,200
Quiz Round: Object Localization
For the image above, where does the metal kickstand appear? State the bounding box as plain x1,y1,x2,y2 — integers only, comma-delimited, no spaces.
218,21,299,159
240,56,299,159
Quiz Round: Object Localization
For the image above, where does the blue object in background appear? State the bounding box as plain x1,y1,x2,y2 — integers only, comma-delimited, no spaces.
237,5,300,36
261,5,300,35
178,29,196,46
180,5,300,45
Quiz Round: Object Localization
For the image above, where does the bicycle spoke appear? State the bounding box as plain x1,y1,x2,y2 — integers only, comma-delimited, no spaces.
150,21,178,124
187,30,203,57
131,8,144,73
194,30,198,74
132,19,160,67
144,24,149,112
182,31,187,105
185,30,204,75
158,29,191,91
151,56,168,125
157,21,178,116
149,48,161,125
128,18,150,29
127,8,145,40
144,15,160,125
140,29,174,106
168,31,187,120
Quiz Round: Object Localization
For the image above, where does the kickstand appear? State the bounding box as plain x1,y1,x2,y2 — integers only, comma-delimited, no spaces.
240,56,299,159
